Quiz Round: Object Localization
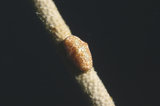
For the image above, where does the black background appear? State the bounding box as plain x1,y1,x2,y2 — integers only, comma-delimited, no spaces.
0,0,160,106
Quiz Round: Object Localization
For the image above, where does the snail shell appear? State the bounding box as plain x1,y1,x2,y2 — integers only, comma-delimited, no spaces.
63,36,93,72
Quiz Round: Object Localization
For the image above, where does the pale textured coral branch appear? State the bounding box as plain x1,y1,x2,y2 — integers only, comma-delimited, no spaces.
32,0,115,106
76,68,114,106
33,0,72,42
